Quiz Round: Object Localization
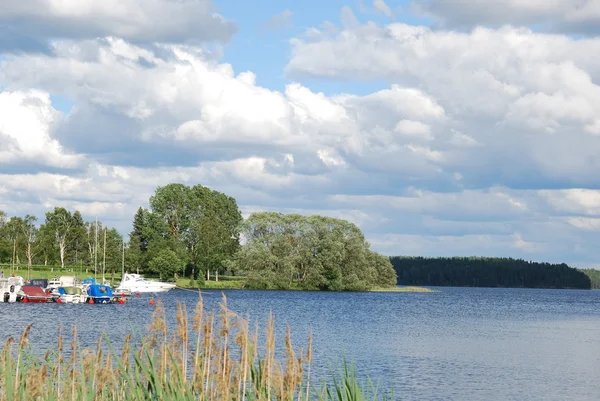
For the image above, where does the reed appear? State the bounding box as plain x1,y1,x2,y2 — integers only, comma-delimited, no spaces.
0,293,392,401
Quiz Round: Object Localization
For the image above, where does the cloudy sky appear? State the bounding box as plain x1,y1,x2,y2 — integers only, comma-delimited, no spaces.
1,0,600,267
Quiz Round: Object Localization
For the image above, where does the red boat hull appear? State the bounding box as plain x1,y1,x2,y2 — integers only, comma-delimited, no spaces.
20,286,52,303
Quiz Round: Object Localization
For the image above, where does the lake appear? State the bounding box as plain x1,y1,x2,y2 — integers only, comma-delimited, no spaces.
1,287,599,400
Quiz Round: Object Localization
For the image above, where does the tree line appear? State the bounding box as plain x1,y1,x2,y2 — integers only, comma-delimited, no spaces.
0,208,123,277
0,183,397,291
390,256,592,289
577,268,600,289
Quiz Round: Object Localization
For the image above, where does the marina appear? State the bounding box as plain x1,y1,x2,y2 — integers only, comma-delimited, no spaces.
0,272,175,304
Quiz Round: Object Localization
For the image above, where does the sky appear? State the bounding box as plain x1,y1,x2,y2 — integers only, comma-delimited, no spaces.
1,0,600,268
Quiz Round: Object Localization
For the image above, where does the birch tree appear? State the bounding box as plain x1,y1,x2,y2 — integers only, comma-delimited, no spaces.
44,207,74,268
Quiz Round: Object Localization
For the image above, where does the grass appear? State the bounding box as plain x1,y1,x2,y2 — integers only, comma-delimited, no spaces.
369,286,437,293
0,294,393,401
177,278,246,290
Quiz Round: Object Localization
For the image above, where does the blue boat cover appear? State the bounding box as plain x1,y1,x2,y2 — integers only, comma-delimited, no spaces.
58,287,66,295
87,284,113,298
82,278,97,285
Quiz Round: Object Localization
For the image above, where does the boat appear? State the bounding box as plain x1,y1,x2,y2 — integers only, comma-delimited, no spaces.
20,285,52,303
114,273,176,294
0,276,24,303
53,286,85,304
84,283,113,304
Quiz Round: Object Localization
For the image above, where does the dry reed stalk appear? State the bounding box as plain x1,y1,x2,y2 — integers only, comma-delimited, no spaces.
217,294,233,401
13,324,32,400
202,310,216,399
191,292,204,391
265,311,276,401
175,301,189,378
233,316,250,401
305,331,313,401
69,325,78,401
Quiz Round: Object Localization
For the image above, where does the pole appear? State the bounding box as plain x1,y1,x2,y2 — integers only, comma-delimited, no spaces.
94,216,98,281
122,240,125,278
12,239,16,274
103,227,106,283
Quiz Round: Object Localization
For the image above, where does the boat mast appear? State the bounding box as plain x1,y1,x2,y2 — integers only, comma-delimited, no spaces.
122,240,125,278
94,216,98,281
102,227,107,283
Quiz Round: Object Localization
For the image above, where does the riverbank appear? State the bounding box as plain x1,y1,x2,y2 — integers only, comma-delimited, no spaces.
176,278,436,292
1,264,435,293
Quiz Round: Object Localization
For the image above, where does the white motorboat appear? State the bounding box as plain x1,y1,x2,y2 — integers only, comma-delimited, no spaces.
114,273,176,294
0,276,24,303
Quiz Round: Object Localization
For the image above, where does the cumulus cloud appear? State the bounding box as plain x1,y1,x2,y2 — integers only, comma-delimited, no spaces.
286,23,600,191
0,90,82,170
2,6,600,267
0,0,236,51
411,0,600,35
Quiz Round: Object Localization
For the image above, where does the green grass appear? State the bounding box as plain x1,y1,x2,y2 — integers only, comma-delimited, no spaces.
369,286,437,293
177,277,246,290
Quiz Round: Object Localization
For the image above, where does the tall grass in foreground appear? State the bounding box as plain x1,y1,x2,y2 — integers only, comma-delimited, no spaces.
0,294,393,401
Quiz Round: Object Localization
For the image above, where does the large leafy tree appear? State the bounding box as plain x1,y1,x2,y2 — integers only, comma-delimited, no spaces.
67,211,87,266
142,183,242,278
230,212,397,291
148,249,182,280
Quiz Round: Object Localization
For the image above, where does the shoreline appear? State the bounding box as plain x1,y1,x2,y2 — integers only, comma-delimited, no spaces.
176,279,437,293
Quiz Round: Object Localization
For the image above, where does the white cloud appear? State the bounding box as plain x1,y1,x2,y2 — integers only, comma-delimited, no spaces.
0,91,82,169
266,9,293,30
286,23,600,191
2,9,600,268
411,0,600,35
0,0,236,46
374,0,394,18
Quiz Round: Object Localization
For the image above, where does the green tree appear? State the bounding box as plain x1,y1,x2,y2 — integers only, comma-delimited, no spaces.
20,215,38,276
231,212,394,291
0,211,10,263
68,211,86,266
144,183,242,278
148,249,182,280
43,207,74,268
5,216,24,269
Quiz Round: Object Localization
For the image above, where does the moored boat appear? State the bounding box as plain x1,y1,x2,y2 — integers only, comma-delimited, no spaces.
0,276,24,303
114,273,176,294
53,286,85,303
84,283,113,304
20,285,53,303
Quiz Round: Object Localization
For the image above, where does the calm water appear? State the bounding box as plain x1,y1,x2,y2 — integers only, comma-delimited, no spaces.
1,287,600,400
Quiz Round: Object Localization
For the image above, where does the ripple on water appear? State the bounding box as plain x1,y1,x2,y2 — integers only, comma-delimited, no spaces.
1,287,600,400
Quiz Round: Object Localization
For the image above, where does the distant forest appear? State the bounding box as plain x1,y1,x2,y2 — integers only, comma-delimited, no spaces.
390,256,594,289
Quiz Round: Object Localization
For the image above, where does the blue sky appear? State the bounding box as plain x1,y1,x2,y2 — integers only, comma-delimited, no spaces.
1,0,600,268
